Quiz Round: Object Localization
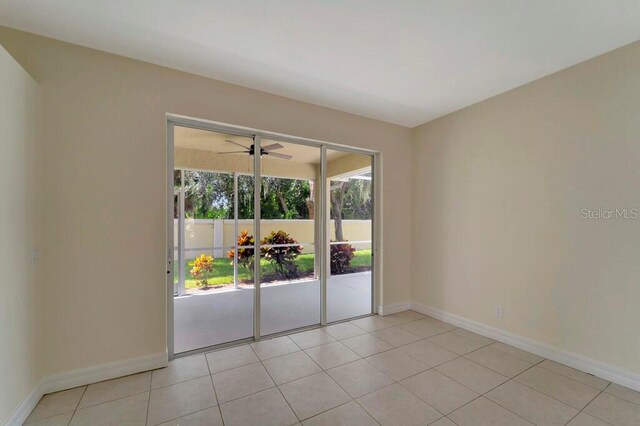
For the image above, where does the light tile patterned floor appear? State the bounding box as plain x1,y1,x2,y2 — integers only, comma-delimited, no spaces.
24,311,640,425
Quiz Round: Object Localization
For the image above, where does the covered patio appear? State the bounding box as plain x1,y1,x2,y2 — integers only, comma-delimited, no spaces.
172,126,374,354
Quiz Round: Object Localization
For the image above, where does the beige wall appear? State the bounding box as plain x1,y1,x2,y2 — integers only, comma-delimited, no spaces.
0,27,412,378
0,46,43,423
412,41,640,374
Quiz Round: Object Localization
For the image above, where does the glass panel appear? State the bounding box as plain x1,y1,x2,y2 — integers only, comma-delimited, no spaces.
173,126,254,353
326,150,373,322
235,173,256,287
260,140,321,335
181,170,235,293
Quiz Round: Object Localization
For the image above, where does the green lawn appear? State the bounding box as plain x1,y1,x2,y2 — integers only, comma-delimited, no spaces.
179,250,371,290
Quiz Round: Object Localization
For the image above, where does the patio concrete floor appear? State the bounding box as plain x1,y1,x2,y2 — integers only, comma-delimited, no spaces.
174,272,372,353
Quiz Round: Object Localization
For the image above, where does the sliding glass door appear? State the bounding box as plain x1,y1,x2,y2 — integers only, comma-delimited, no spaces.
259,140,321,336
169,120,376,356
172,127,255,353
326,150,374,322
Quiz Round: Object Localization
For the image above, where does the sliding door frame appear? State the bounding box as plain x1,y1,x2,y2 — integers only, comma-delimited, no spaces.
166,114,382,359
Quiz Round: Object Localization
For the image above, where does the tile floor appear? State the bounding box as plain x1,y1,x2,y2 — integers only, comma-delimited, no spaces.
24,311,640,425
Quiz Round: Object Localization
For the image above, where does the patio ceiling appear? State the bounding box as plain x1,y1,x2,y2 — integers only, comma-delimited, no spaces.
174,126,370,180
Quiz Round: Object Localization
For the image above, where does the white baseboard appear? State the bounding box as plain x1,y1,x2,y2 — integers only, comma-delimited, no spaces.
5,379,45,426
411,303,640,392
41,352,167,394
378,301,411,316
6,352,167,426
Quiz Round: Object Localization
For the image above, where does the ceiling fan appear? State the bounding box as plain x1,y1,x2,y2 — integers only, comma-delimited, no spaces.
216,140,293,160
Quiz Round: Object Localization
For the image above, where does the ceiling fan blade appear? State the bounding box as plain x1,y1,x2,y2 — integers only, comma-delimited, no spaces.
225,139,250,150
267,152,293,160
214,151,247,154
262,143,284,151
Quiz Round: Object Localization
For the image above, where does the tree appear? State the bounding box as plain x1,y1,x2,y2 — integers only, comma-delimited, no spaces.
176,169,314,220
331,182,347,241
330,177,372,241
261,177,311,219
306,180,315,219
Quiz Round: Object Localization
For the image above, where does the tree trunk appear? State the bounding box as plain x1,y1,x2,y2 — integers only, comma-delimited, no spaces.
306,180,315,219
331,182,347,241
276,191,289,216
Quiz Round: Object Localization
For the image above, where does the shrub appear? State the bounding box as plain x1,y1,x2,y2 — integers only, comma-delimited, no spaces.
261,230,302,280
228,230,256,278
330,241,356,275
190,253,214,288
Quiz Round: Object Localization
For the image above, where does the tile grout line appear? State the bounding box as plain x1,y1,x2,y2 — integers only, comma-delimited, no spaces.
393,350,533,422
301,399,382,426
311,337,445,425
464,348,610,425
287,316,519,422
249,341,301,425
205,353,226,426
602,383,640,408
383,322,621,423
71,373,154,410
67,384,89,426
462,344,543,370
449,390,535,426
535,360,611,391
429,346,562,425
567,387,611,426
278,344,366,423
488,342,546,364
453,345,619,421
444,414,462,425
481,380,570,425
144,375,152,426
468,361,548,425
315,363,384,425
150,370,213,392
263,332,386,423
373,325,542,424
504,361,615,417
146,377,217,425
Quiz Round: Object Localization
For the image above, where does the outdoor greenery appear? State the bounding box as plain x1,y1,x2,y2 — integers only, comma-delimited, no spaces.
189,254,214,288
174,169,373,292
179,250,371,291
260,230,302,280
227,230,255,278
330,242,356,274
330,176,372,240
175,169,372,240
176,170,313,220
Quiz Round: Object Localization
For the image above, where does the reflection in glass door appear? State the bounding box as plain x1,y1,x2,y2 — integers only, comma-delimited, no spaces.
326,150,373,322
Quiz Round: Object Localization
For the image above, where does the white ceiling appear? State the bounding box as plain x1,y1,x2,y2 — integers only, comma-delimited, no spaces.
1,1,639,127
